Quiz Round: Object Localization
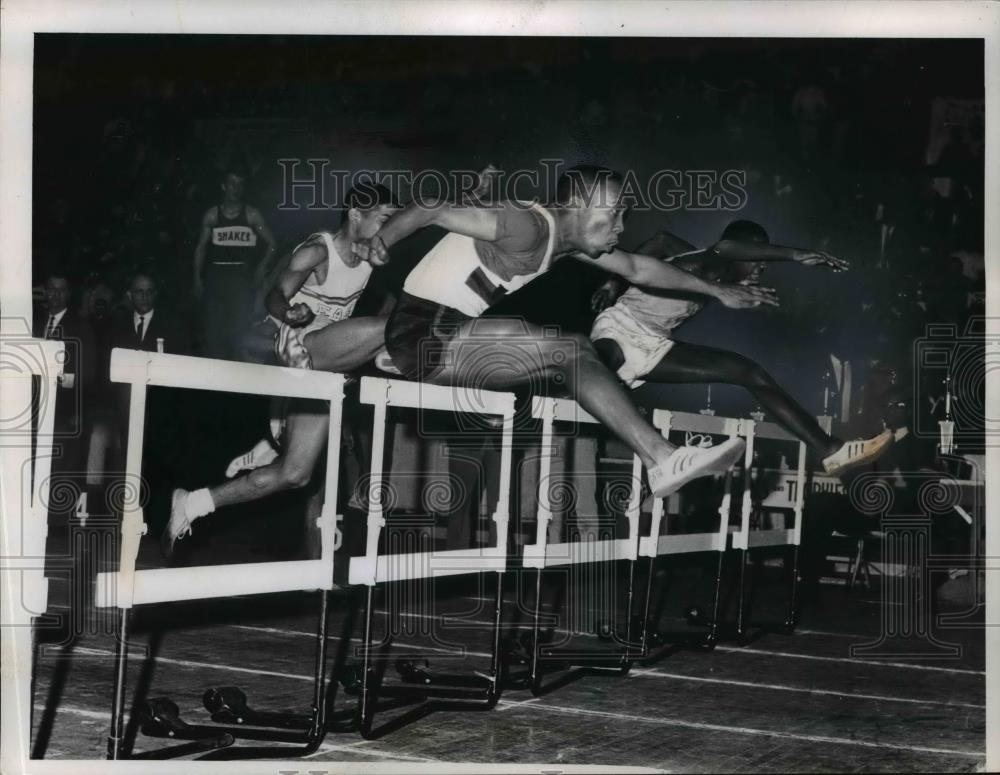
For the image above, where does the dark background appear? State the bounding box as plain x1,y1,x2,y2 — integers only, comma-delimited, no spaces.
32,34,985,418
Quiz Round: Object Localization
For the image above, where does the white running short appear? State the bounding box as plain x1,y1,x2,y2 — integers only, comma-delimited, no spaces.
591,305,675,388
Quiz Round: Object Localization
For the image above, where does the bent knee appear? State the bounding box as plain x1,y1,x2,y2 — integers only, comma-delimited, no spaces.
742,362,775,389
592,337,625,371
278,463,313,490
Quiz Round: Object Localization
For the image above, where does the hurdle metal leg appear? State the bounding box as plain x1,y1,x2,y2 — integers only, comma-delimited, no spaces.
705,551,725,647
342,377,516,738
735,548,752,646
356,585,378,738
783,545,801,632
107,609,132,759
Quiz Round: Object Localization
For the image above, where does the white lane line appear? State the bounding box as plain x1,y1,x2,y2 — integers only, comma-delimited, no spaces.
44,706,440,763
496,697,541,712
47,652,983,759
229,623,981,709
713,645,986,676
318,607,987,677
499,700,985,758
40,704,109,722
629,668,985,709
72,646,315,682
228,624,493,659
303,741,440,762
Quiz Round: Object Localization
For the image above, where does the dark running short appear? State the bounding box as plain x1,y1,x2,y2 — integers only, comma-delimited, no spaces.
385,292,473,382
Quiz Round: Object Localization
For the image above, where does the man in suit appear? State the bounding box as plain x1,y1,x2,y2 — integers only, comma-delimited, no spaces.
111,271,191,355
34,270,95,479
108,270,192,536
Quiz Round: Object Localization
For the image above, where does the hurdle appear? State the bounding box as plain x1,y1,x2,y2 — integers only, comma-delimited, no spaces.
94,349,346,759
636,409,746,656
21,338,65,625
728,417,809,643
512,395,643,695
347,376,516,738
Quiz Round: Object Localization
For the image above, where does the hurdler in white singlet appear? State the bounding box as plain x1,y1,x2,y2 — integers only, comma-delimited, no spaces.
287,231,372,335
402,203,557,317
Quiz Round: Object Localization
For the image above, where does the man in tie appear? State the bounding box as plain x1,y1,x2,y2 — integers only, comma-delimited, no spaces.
108,270,192,534
111,271,191,355
32,270,95,517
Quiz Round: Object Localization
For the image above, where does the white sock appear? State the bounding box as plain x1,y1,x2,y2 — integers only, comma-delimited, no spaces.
186,488,216,519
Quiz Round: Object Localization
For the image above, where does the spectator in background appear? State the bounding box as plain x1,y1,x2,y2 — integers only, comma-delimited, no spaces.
193,165,278,360
111,271,191,355
108,270,192,530
791,77,829,161
33,270,95,509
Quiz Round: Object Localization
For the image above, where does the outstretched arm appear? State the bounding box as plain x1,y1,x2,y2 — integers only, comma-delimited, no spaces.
710,239,849,271
586,248,780,309
636,229,699,259
354,200,501,265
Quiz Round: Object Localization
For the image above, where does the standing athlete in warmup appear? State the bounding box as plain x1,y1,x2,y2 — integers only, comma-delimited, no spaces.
355,166,779,497
589,219,893,474
163,184,397,556
193,166,280,360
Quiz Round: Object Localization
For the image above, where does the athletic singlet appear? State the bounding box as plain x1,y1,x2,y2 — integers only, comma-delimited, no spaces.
402,202,557,318
288,231,372,334
209,204,258,265
612,249,706,338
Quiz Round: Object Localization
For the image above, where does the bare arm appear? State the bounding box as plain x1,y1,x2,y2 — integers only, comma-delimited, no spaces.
193,207,216,299
247,206,280,283
710,239,849,270
265,238,327,326
354,200,501,264
585,249,779,309
591,229,699,311
636,229,699,259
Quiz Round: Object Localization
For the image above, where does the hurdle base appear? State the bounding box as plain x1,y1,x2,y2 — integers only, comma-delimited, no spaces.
354,572,506,740
504,628,634,697
129,735,236,760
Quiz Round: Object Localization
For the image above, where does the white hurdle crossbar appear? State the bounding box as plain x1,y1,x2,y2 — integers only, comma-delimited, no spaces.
348,376,516,586
95,349,346,609
729,417,809,641
636,408,746,653
733,419,808,552
523,396,643,569
15,339,65,619
347,376,516,737
640,409,746,560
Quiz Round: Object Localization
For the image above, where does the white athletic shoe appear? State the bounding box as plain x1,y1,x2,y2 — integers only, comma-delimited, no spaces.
822,429,894,477
647,437,746,498
225,437,279,478
275,323,313,369
161,488,194,559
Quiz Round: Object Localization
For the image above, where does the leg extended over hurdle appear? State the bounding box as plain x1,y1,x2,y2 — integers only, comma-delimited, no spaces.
637,408,745,658
515,395,644,695
95,348,347,760
347,376,516,739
